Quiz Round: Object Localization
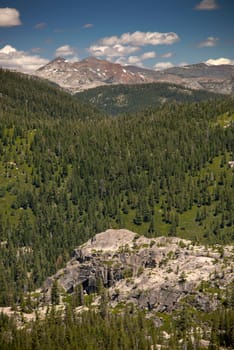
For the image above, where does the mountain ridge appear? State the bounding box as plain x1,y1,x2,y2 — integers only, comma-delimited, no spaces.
76,82,223,115
35,56,234,94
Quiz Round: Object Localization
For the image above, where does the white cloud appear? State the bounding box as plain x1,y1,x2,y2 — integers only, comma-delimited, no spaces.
205,57,234,65
83,23,94,28
154,62,175,70
114,56,128,65
0,8,21,27
141,51,156,60
34,22,47,30
88,44,139,57
127,56,143,65
160,52,173,58
197,36,218,48
195,0,218,10
0,45,49,72
88,31,178,64
128,52,156,64
115,52,156,67
55,45,77,57
66,56,80,62
99,31,180,47
0,45,16,54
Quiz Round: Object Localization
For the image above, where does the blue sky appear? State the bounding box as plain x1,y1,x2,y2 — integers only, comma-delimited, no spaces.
0,0,233,72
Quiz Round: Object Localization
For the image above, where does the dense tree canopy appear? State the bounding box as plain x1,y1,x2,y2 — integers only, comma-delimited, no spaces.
0,69,234,306
0,69,233,349
76,82,224,115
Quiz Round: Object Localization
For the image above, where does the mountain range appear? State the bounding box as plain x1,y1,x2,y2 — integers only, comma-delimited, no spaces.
35,56,234,94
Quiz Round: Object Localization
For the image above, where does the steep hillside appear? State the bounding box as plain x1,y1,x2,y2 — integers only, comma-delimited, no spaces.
0,71,233,307
76,82,222,115
1,229,233,350
0,66,234,350
0,68,102,122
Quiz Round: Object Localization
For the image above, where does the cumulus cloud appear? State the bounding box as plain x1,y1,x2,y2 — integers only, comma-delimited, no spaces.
197,36,218,48
0,8,21,27
83,23,94,28
88,31,178,63
89,44,139,57
128,52,156,64
141,51,156,60
205,57,234,65
114,57,127,65
115,56,143,67
34,22,47,30
154,62,175,70
0,45,49,72
55,45,79,62
99,31,180,47
55,45,77,57
195,0,219,10
115,52,156,67
127,56,143,65
160,52,173,58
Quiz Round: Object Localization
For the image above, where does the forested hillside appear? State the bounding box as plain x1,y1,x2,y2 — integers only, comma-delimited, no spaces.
0,69,234,305
0,69,234,349
76,82,223,115
1,298,233,350
0,69,102,121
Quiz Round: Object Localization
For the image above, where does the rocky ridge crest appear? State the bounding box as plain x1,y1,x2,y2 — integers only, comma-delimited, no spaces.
35,57,234,94
35,57,151,93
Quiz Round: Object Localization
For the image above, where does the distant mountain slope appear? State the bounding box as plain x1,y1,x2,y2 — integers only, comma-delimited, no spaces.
76,82,223,115
35,56,234,94
0,68,102,121
35,57,151,93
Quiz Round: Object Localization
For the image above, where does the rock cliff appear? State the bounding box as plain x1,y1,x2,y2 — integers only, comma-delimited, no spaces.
42,229,233,312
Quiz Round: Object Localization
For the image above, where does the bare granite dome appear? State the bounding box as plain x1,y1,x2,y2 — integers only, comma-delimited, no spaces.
80,229,137,253
42,229,234,313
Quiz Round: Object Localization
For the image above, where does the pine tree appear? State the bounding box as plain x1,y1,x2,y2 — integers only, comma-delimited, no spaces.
51,280,59,305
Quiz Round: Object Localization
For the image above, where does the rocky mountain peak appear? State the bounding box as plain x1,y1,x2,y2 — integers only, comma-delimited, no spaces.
37,56,66,70
52,56,66,63
35,56,150,92
81,56,103,64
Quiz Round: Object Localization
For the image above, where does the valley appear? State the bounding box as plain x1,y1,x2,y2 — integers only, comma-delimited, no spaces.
0,68,233,349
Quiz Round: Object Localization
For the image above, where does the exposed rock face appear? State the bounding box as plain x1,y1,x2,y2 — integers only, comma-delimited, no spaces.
35,57,234,94
42,229,234,312
35,57,152,93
